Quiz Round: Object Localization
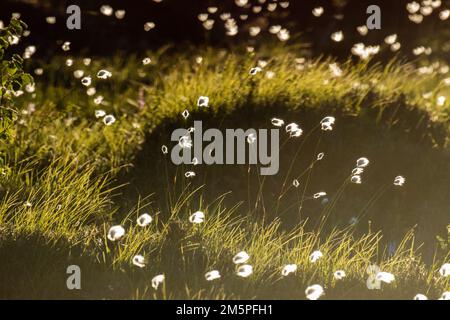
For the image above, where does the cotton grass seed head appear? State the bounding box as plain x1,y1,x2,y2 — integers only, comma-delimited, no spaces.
247,133,257,144
197,96,209,107
132,255,146,268
312,7,324,17
236,264,253,277
351,175,362,184
151,274,165,290
97,70,112,79
271,118,284,127
137,213,152,227
439,263,450,277
310,250,323,263
394,175,406,186
179,135,193,148
305,284,324,300
189,211,205,224
107,225,125,241
205,270,221,281
233,251,250,264
81,76,92,86
95,109,106,118
356,157,370,168
185,171,196,178
103,115,116,126
334,270,346,280
249,67,262,75
313,192,326,199
376,271,395,283
439,291,450,300
320,116,335,131
281,264,297,276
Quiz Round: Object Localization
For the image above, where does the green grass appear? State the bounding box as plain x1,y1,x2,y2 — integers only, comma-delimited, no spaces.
0,46,449,299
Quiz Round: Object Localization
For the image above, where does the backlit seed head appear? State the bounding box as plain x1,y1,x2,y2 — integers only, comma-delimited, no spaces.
439,291,450,300
249,67,262,75
100,5,113,16
205,270,221,281
407,2,420,14
384,34,398,45
320,116,335,131
115,10,126,19
233,251,250,264
73,70,84,79
103,115,116,126
132,255,146,268
142,57,151,65
356,157,369,168
351,175,362,184
62,41,71,51
305,284,324,300
351,168,364,175
439,263,450,277
269,25,282,34
46,16,56,24
313,192,326,199
185,171,196,178
249,26,261,37
161,145,168,154
413,294,428,300
87,87,96,96
331,31,344,42
189,211,205,224
81,76,92,86
179,135,193,148
317,152,324,160
310,250,323,263
334,270,346,280
95,109,106,118
312,7,324,17
97,70,112,79
271,118,284,127
246,133,257,144
83,58,92,66
107,225,125,241
292,179,300,188
357,25,368,36
144,22,156,31
437,96,446,106
137,213,152,227
393,175,405,186
440,9,450,20
281,264,297,276
236,264,253,277
277,29,290,41
182,110,189,119
197,96,209,107
151,274,165,290
94,96,104,105
235,0,248,7
376,271,395,283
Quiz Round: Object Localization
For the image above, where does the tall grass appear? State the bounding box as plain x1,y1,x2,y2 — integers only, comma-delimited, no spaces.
0,47,448,299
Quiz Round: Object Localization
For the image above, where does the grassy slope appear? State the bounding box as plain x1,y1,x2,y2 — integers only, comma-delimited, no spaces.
0,47,449,299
